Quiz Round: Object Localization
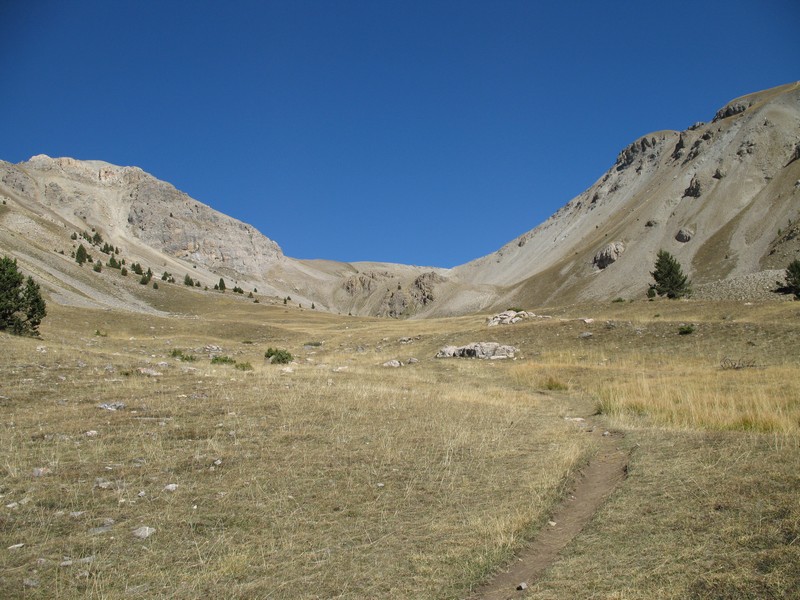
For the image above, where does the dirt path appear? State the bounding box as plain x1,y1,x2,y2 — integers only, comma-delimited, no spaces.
472,423,629,599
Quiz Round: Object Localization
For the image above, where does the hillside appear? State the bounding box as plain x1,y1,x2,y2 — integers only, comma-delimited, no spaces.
1,82,799,316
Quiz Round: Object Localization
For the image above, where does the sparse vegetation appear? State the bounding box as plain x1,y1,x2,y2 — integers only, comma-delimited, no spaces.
183,274,194,286
0,256,47,336
170,349,197,362
210,355,236,365
678,323,695,335
265,347,293,364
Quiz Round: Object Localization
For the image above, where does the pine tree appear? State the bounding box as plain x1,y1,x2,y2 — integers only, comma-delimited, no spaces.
75,244,88,265
218,278,226,291
0,256,47,336
650,250,691,299
785,259,800,299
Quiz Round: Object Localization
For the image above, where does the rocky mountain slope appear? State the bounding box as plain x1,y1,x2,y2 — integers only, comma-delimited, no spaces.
1,82,798,317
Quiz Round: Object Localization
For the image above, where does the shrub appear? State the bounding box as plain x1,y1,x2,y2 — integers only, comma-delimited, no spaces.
0,256,47,336
184,274,194,287
650,250,691,299
678,324,695,335
121,267,128,276
218,278,226,292
153,281,158,289
170,349,196,362
612,297,625,303
211,355,236,365
93,262,102,273
265,347,293,364
234,362,253,371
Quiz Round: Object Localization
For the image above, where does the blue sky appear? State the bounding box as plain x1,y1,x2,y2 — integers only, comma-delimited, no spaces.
1,1,797,267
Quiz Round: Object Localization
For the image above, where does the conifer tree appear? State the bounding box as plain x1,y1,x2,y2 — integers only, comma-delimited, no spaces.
785,259,800,299
0,256,47,336
650,250,691,299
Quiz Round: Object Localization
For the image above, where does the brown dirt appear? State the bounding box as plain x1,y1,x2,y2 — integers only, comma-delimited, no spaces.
472,425,629,599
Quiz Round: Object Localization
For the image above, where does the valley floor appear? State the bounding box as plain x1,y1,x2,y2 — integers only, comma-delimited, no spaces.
1,293,798,598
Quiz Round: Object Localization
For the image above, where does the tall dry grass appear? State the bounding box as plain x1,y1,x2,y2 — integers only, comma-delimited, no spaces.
511,350,800,435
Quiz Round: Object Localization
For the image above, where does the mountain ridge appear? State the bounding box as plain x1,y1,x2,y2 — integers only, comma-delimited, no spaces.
1,82,799,316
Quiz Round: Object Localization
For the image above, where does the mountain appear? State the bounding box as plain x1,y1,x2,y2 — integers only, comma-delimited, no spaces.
1,82,799,316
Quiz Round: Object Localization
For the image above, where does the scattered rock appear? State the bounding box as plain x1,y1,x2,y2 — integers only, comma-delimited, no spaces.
332,366,348,372
163,483,178,492
94,478,114,490
398,337,413,344
675,228,694,243
579,332,593,339
32,467,51,477
581,318,594,324
382,360,402,368
517,582,528,590
593,241,625,269
8,543,25,551
137,367,162,377
98,402,125,411
487,310,529,327
85,430,98,437
23,578,39,588
132,526,156,540
406,357,419,364
436,342,518,360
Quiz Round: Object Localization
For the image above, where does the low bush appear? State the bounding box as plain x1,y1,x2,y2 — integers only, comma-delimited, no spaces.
265,347,293,364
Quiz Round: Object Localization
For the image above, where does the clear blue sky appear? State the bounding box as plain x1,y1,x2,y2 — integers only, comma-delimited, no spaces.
1,1,797,267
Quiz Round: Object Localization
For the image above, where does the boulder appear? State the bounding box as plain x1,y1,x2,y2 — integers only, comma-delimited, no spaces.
487,310,529,327
436,342,518,359
675,228,694,243
593,241,625,270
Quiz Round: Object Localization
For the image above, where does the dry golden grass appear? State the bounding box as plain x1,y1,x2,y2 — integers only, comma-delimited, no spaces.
0,299,594,599
1,292,798,598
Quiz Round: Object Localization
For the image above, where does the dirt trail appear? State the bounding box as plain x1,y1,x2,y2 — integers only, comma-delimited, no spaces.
472,424,629,599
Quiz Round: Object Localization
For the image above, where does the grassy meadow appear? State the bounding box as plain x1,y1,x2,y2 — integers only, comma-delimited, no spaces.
1,287,798,598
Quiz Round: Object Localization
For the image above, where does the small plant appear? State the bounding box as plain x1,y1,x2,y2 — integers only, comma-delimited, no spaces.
211,355,236,365
678,324,695,335
234,362,253,371
506,307,525,312
265,348,293,364
612,297,625,303
93,262,102,273
542,376,568,391
170,349,197,362
304,341,323,347
94,329,107,337
121,267,128,276
153,281,159,289
184,274,194,286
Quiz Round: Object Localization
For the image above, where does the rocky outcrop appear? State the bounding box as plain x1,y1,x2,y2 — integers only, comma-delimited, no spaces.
487,310,529,326
713,100,752,122
593,241,625,270
342,271,386,295
436,342,518,359
683,175,702,198
410,271,445,305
